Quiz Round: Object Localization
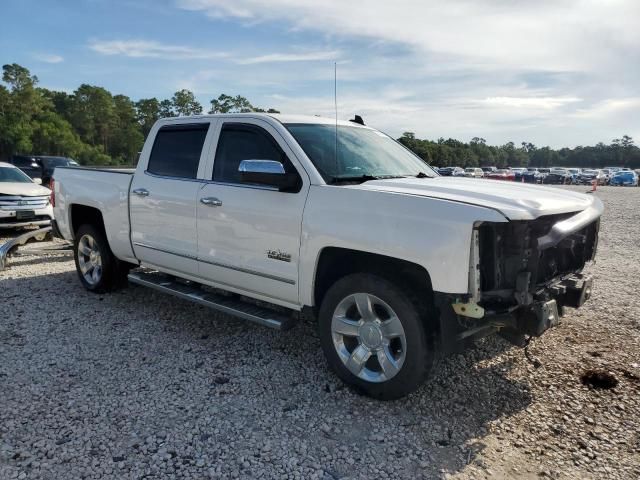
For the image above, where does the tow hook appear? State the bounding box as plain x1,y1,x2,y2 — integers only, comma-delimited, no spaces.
452,301,485,319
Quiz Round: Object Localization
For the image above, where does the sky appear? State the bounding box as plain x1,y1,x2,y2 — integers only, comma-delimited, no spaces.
1,0,639,148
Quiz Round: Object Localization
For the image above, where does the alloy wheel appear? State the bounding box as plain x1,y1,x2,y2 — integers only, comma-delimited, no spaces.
331,293,407,383
77,234,102,286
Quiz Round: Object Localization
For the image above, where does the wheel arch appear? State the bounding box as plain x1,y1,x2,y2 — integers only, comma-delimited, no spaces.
70,204,107,237
312,247,434,312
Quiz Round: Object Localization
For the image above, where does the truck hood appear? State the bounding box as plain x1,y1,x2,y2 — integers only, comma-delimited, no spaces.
355,177,595,220
0,182,51,197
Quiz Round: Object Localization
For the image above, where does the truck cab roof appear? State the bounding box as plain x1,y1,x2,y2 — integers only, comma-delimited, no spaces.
156,113,372,129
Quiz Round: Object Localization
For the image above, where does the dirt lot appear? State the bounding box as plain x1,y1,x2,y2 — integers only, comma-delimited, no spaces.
1,185,639,479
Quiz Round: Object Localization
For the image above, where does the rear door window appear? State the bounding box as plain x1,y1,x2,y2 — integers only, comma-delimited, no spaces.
147,124,209,179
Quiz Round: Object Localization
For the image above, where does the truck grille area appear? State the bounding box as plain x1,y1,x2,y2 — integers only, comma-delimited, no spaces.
478,213,599,303
0,195,50,211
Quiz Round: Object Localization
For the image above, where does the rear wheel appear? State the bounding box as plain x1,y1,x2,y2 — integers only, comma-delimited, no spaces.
74,224,129,293
318,273,435,400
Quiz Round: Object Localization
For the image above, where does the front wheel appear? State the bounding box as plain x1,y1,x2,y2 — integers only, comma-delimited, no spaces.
74,224,129,293
318,273,435,400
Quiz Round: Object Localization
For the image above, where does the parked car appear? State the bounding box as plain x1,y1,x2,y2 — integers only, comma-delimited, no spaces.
481,166,497,174
578,169,606,185
543,168,572,185
600,169,614,184
438,166,465,177
511,168,528,182
9,155,79,187
464,167,484,178
52,113,603,400
0,162,53,229
567,168,582,184
486,169,515,181
537,168,551,182
609,170,638,186
523,168,543,184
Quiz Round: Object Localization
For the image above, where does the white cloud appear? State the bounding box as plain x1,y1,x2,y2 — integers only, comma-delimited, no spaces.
482,96,583,110
572,98,640,119
172,0,640,147
258,89,637,148
34,53,64,64
237,50,340,65
89,39,337,65
176,0,640,73
88,39,228,60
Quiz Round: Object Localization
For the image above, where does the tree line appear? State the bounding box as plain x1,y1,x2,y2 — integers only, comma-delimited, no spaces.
1,63,639,169
398,133,640,169
0,63,279,165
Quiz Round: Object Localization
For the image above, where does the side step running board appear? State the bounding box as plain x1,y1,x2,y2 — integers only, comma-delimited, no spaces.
127,270,296,331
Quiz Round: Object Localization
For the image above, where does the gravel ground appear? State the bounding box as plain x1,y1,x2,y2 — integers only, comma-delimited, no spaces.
1,185,639,479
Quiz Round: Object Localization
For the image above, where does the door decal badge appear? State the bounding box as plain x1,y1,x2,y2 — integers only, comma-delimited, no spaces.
267,249,291,262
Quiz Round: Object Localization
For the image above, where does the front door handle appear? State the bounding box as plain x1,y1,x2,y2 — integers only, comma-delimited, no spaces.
200,197,222,207
132,188,150,197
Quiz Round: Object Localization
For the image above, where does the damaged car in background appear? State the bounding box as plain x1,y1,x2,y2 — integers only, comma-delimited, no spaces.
51,113,603,400
0,162,53,229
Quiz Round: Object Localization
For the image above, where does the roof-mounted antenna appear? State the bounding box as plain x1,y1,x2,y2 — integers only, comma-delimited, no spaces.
334,62,338,175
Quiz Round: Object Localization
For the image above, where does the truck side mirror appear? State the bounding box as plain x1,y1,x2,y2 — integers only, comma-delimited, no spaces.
238,160,300,192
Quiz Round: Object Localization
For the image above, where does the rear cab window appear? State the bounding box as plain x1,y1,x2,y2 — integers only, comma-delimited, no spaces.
147,123,209,179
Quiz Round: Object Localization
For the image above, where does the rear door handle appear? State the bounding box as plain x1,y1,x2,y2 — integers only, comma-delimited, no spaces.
132,188,149,197
200,197,222,207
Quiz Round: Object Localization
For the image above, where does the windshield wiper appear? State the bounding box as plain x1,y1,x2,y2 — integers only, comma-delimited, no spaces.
328,174,406,185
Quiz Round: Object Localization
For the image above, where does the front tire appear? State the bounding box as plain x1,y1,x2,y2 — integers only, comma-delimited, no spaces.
73,224,129,293
318,273,435,400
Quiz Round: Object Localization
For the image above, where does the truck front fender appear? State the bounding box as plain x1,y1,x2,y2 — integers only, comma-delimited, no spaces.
299,185,507,307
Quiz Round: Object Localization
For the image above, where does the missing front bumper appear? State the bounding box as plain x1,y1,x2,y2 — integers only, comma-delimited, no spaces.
516,298,560,337
548,273,593,309
497,273,593,345
438,272,595,353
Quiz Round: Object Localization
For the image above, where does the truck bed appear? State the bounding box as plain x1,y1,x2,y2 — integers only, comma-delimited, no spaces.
53,166,137,263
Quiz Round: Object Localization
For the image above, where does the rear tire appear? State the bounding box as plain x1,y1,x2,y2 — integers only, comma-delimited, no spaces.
318,273,435,400
73,224,129,293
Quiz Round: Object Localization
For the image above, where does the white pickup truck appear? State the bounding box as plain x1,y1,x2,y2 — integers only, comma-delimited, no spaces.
52,113,603,399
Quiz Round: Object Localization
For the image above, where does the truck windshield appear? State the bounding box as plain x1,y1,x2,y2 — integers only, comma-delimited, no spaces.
0,167,33,183
285,123,436,183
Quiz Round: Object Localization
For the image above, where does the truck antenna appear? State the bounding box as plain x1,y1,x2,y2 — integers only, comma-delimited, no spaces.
334,62,338,175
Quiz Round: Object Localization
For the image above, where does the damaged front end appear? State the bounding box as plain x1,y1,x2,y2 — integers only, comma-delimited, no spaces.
440,200,602,350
